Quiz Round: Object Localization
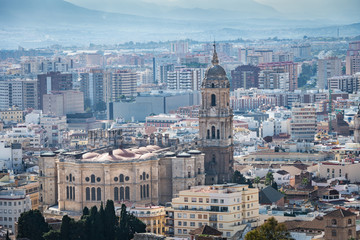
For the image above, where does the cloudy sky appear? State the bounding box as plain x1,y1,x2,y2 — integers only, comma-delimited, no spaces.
66,0,360,23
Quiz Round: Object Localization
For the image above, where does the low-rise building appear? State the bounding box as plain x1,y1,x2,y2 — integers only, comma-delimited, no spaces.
0,189,32,233
171,184,259,239
129,206,166,235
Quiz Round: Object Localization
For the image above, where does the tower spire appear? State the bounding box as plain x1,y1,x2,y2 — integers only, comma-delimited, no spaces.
211,41,219,65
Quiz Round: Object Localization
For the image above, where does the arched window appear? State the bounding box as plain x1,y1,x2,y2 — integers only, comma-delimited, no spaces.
212,126,216,139
348,229,352,236
211,94,216,106
119,174,124,182
348,219,352,225
198,168,201,174
69,174,72,182
143,185,146,198
146,184,149,198
331,230,337,237
70,185,73,200
125,187,130,200
97,187,101,201
66,186,69,199
73,187,75,200
142,172,146,181
86,187,90,201
91,187,96,201
114,187,119,201
91,174,95,183
120,187,124,200
211,83,215,88
331,219,337,226
217,129,220,139
212,154,216,163
140,185,143,199
207,130,210,139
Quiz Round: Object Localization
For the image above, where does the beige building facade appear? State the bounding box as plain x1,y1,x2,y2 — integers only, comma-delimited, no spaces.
171,184,259,239
39,145,205,213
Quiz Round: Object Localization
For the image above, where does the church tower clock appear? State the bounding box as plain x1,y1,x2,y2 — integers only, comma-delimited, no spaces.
199,43,234,185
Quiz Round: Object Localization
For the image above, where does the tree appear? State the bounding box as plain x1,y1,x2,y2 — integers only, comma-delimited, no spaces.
245,217,293,240
117,204,146,240
265,172,274,186
254,176,261,188
60,215,71,240
95,100,107,112
82,206,90,218
6,230,10,240
271,181,278,190
17,209,50,240
302,177,309,186
232,170,247,184
43,230,61,240
104,200,117,240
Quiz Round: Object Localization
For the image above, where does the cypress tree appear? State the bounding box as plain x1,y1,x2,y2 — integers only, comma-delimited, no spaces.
104,200,117,240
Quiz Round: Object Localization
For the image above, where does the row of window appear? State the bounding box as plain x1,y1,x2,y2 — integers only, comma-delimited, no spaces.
0,201,25,206
85,187,101,201
114,187,130,201
177,227,231,237
114,174,130,182
183,196,253,203
84,173,149,183
0,217,16,222
0,209,23,214
66,186,75,200
140,184,150,199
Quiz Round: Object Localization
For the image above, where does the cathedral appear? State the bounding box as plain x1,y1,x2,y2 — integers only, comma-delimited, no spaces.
199,44,234,184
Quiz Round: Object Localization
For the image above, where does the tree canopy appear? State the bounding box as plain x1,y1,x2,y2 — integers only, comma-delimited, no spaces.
245,217,294,240
17,209,50,240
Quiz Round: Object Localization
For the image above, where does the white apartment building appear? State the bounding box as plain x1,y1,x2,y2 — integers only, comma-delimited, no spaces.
0,189,31,233
167,68,205,91
0,125,41,148
0,79,38,110
290,103,316,141
112,70,137,99
171,184,259,239
0,141,22,172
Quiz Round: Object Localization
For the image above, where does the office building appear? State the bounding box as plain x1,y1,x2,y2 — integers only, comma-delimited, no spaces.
80,69,105,107
43,90,84,117
290,44,311,60
37,72,73,109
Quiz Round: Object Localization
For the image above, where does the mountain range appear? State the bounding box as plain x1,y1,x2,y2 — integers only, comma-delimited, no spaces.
0,0,359,48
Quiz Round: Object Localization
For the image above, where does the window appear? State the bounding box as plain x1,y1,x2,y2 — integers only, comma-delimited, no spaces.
125,186,130,200
220,199,224,203
190,214,195,219
183,229,187,234
91,174,95,183
177,213,182,218
331,219,337,226
184,197,189,202
146,184,149,198
178,229,182,234
114,187,119,201
178,221,182,226
97,187,101,201
348,219,352,225
211,94,216,106
211,126,216,139
190,222,195,227
219,223,223,228
183,222,187,226
120,187,124,200
348,229,352,236
226,232,231,237
199,198,203,203
120,174,124,182
91,187,96,201
191,198,196,202
198,214,202,219
86,187,90,201
217,129,220,139
207,129,210,139
332,230,336,237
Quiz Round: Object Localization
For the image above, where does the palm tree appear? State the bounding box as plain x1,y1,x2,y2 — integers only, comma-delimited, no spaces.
254,176,261,188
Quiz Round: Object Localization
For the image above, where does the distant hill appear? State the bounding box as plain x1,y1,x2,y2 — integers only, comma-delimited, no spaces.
0,0,359,48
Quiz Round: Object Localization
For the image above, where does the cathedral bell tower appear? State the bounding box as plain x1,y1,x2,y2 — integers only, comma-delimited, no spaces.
199,43,234,185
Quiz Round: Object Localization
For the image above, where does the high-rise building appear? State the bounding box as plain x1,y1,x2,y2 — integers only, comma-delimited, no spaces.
238,47,254,64
0,79,38,110
80,69,105,107
111,70,137,100
354,107,360,143
42,90,84,117
231,65,260,90
258,69,290,91
199,45,234,184
346,41,360,75
37,72,73,109
167,68,205,91
290,44,311,60
254,49,273,63
290,103,316,141
317,57,342,89
171,184,259,239
170,41,189,55
159,64,175,84
258,61,298,91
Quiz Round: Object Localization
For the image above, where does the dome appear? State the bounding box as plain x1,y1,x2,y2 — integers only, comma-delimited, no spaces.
113,149,136,158
206,65,226,77
82,152,100,159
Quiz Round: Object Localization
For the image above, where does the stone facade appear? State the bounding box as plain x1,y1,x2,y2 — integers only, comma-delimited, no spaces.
199,44,234,184
39,145,205,214
324,209,356,240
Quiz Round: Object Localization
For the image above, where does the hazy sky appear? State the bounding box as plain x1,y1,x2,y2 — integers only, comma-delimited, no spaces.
66,0,360,22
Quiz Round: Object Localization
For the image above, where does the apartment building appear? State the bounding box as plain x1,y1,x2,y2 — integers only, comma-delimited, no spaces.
170,184,259,239
129,206,166,235
290,103,317,141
